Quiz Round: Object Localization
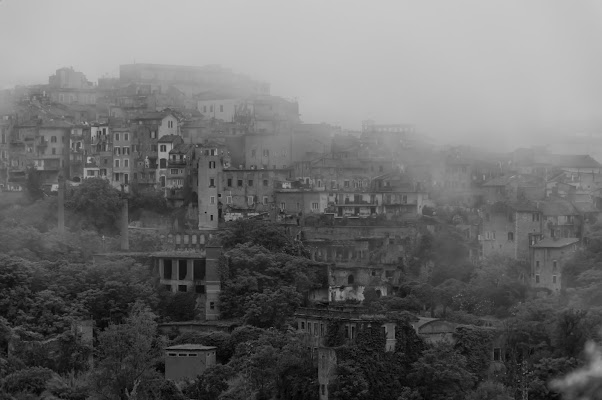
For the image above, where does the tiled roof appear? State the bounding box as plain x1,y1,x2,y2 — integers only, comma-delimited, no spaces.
531,237,579,248
535,154,601,168
158,134,181,143
541,198,578,216
483,173,542,187
573,202,599,213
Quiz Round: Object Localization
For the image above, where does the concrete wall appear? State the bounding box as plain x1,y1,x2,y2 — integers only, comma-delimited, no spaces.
164,348,216,381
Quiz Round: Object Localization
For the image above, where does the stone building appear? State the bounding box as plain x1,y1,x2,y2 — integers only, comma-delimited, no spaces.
530,237,579,292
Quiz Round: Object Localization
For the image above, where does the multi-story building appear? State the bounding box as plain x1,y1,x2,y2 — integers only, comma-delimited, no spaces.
541,198,581,239
131,110,181,141
111,127,133,187
156,246,222,320
481,201,543,261
197,141,225,230
220,168,290,220
530,237,579,291
165,143,196,207
157,135,183,189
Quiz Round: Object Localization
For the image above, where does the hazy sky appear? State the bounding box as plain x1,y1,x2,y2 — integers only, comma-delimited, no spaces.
2,0,602,149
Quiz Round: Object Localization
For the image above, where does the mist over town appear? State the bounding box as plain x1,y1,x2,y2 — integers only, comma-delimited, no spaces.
2,1,602,399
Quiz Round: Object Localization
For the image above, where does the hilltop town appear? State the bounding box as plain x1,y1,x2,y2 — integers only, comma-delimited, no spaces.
1,64,601,399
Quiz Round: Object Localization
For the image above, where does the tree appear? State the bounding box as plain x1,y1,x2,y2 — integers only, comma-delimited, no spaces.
184,364,234,400
24,166,44,202
408,342,476,400
89,303,165,400
466,380,513,400
329,361,369,400
243,286,302,329
64,177,123,234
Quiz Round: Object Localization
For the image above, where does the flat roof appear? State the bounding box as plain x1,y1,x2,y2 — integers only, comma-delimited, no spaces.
165,344,217,351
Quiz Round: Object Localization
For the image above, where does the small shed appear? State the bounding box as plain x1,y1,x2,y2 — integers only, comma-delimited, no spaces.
164,344,217,381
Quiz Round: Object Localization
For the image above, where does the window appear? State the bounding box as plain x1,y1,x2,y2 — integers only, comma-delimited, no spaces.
52,148,56,155
178,260,187,280
51,136,57,143
237,179,243,187
210,105,214,112
124,159,129,168
151,131,157,139
178,285,187,292
280,202,286,211
263,149,269,157
171,169,178,174
209,161,216,169
210,196,215,204
321,385,325,396
248,196,254,204
220,105,224,112
193,259,205,279
508,232,514,241
251,149,256,157
493,348,502,361
226,196,232,204
533,213,540,222
115,159,120,167
115,133,120,141
402,195,408,204
553,260,558,271
535,274,540,283
348,274,354,284
263,196,268,205
312,202,319,210
123,147,130,155
210,302,215,310
203,105,207,113
163,259,172,279
535,260,540,270
314,322,319,336
248,179,253,186
210,178,215,187
151,144,158,152
553,275,557,284
124,133,129,141
263,179,268,186
114,147,121,155
296,202,301,210
320,323,325,336
344,180,350,188
160,145,167,152
301,321,305,330
227,178,232,187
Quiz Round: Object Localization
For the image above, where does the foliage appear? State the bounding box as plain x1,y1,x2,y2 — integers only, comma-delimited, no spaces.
453,326,495,381
2,367,56,396
408,342,476,400
215,219,310,257
183,364,234,400
243,286,302,329
88,303,165,400
64,177,123,234
24,166,44,203
466,380,513,400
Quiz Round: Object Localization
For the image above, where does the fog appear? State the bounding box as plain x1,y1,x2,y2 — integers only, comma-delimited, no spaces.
2,0,602,150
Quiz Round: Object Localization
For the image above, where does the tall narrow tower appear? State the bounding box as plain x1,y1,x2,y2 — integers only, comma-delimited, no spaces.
57,174,65,234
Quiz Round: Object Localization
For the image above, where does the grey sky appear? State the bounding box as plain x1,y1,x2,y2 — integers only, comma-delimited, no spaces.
2,0,602,149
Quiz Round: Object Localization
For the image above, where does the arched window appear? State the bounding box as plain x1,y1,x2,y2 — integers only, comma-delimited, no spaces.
508,232,514,241
348,274,354,285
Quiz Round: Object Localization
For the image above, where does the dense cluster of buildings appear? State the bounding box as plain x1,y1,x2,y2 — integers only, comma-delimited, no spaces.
2,64,602,301
3,64,602,397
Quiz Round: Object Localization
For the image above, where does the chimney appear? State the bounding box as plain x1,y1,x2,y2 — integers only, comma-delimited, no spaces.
120,185,129,251
58,176,65,234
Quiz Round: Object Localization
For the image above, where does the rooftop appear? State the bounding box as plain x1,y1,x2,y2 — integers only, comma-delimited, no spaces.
165,344,217,351
158,134,181,143
531,237,579,248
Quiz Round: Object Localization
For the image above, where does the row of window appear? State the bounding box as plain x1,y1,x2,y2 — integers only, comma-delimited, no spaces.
166,352,214,357
114,147,131,155
202,105,224,113
226,178,269,187
250,149,286,158
114,159,130,168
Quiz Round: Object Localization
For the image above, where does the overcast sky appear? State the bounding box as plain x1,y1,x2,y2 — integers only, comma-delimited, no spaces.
2,0,602,149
